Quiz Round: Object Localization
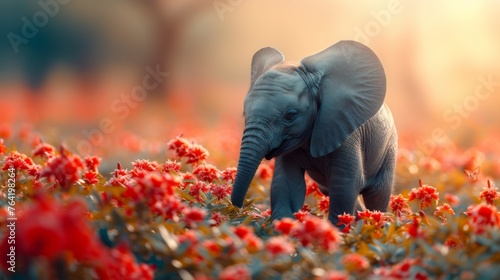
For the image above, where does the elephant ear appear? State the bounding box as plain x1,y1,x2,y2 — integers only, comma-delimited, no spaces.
301,40,386,157
250,47,285,88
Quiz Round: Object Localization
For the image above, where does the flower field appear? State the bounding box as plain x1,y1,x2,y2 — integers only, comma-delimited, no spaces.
1,129,500,280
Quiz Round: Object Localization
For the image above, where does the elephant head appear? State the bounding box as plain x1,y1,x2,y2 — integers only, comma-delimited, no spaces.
231,41,386,208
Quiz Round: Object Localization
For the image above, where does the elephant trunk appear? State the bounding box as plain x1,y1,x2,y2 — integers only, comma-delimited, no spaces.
231,128,269,208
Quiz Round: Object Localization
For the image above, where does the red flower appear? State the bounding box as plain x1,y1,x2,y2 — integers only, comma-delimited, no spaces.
0,196,108,268
434,203,455,224
185,144,209,165
318,196,330,214
181,172,196,189
32,143,55,158
203,240,222,257
84,171,99,185
210,183,231,201
291,215,341,252
131,159,159,177
2,151,35,171
40,147,84,189
193,164,219,182
152,196,185,221
106,162,129,187
210,212,227,226
408,180,439,210
221,167,237,182
102,245,155,280
265,236,295,257
294,210,309,222
342,253,370,273
465,203,500,234
182,207,206,228
84,156,101,172
274,218,295,235
167,136,191,158
479,180,499,205
357,209,390,229
389,194,412,220
374,258,421,279
336,213,356,233
408,217,422,238
301,204,312,212
305,176,324,198
219,264,250,280
162,160,181,173
233,225,253,239
188,181,210,202
245,234,263,254
253,208,271,219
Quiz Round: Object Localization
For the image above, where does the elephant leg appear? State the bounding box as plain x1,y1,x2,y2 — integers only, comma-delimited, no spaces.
327,148,365,225
362,144,397,211
270,156,306,221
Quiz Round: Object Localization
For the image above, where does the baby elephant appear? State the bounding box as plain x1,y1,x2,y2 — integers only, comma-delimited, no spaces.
230,40,397,225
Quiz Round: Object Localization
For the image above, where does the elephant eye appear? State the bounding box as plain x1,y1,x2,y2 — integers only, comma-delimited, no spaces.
284,110,298,122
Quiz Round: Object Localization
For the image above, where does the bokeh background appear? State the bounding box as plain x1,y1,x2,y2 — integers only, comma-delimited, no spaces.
1,0,500,171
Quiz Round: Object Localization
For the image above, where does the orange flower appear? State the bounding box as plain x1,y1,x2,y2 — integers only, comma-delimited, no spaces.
408,180,439,210
389,194,412,220
357,209,390,229
434,203,455,224
479,180,499,205
244,234,263,254
342,253,369,273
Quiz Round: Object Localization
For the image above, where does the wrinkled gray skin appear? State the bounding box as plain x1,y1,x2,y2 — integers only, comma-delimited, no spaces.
230,41,397,225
